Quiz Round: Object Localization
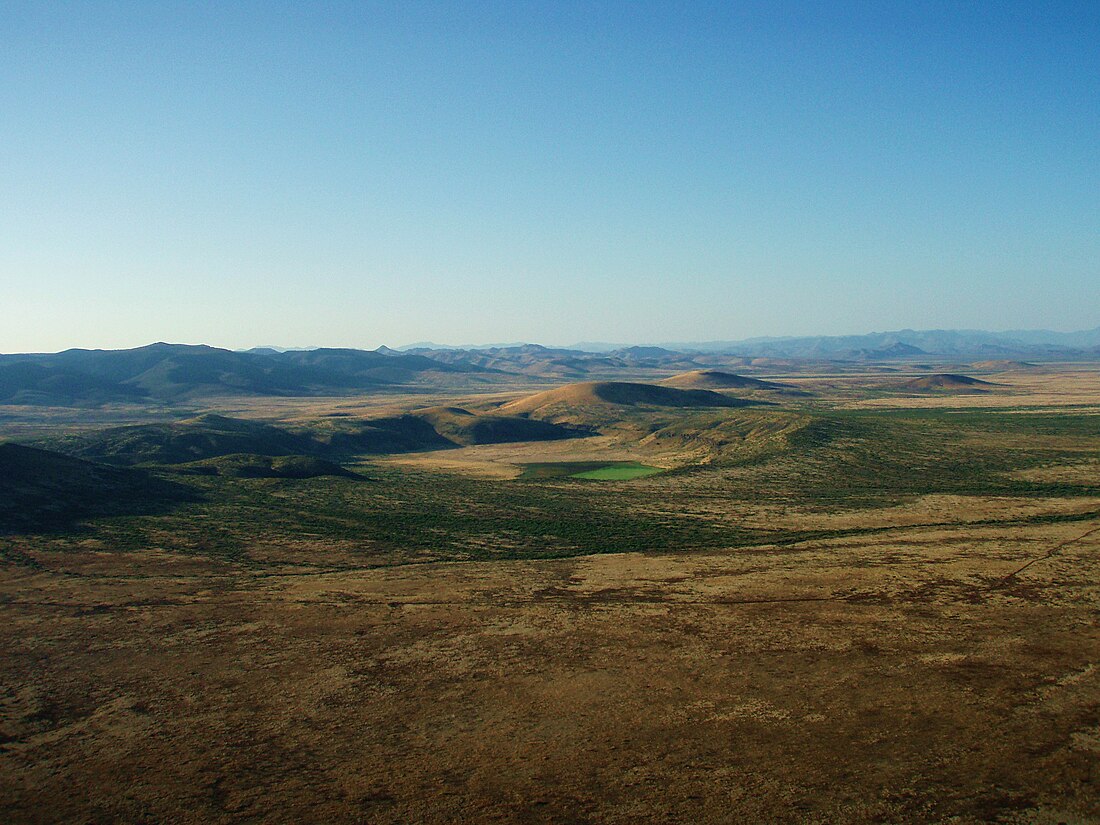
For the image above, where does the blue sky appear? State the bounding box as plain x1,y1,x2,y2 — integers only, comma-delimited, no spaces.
2,1,1097,351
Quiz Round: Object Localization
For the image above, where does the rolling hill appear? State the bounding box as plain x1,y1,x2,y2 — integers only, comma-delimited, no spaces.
971,360,1037,371
660,370,787,390
410,406,586,445
902,374,998,392
45,406,590,468
499,381,757,418
46,414,322,465
311,415,457,455
0,443,197,530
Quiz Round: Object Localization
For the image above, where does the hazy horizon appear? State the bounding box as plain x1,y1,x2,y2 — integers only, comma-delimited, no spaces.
3,321,1100,357
3,2,1098,352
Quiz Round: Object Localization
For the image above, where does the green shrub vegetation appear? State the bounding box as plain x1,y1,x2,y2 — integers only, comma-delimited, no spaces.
5,406,1098,565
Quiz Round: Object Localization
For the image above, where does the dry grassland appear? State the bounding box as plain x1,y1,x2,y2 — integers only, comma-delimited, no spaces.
2,365,1099,822
3,512,1098,823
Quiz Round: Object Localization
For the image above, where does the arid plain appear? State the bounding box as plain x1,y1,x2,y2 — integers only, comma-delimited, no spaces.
2,351,1099,823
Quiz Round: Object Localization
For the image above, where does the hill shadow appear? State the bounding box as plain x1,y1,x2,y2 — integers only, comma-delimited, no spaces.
0,443,204,534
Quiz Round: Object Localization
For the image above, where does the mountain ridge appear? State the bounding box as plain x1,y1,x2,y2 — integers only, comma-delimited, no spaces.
2,327,1097,406
400,326,1100,358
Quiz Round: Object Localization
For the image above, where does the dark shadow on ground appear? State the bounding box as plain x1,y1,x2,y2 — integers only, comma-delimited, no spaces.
0,443,204,533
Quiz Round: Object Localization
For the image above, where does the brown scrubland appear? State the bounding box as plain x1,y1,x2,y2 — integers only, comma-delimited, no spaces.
2,354,1099,823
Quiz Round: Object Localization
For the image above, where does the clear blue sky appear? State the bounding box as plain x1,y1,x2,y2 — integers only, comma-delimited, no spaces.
2,1,1097,351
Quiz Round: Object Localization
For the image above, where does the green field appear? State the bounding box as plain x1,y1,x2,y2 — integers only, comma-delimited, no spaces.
570,462,663,480
519,460,662,481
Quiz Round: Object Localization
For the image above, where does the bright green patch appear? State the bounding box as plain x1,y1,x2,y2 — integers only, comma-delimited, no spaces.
571,462,663,480
520,461,662,481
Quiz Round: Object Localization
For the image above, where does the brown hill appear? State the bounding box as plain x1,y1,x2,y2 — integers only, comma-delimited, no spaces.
903,374,997,392
47,413,319,466
410,406,585,445
498,381,753,417
660,370,786,390
971,360,1036,371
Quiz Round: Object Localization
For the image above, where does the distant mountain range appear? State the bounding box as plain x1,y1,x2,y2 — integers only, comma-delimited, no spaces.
657,327,1100,358
402,328,1100,363
1,327,1097,406
397,327,1100,359
0,342,483,405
